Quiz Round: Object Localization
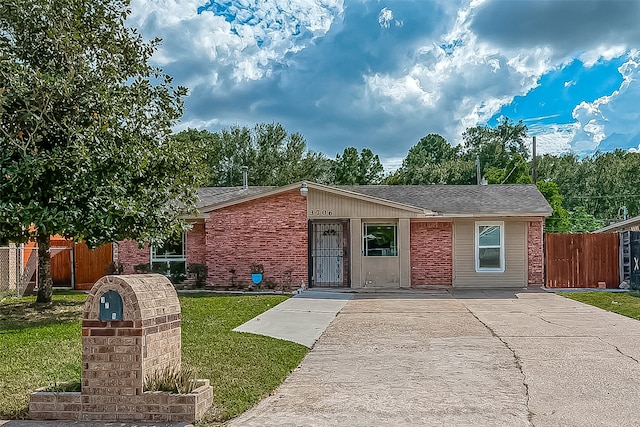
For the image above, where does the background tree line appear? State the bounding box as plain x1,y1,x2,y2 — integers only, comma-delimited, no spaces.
183,118,640,234
174,123,385,187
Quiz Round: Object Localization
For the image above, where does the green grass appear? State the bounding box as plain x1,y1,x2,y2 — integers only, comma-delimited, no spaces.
0,291,308,423
180,294,308,423
0,291,85,419
560,291,640,320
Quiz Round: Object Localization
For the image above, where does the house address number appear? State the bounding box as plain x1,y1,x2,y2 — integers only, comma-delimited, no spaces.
309,209,333,216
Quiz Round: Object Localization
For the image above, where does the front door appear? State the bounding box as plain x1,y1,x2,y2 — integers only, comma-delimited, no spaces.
312,222,346,287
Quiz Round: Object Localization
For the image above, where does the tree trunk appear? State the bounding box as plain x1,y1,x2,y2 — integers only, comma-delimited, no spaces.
36,233,53,304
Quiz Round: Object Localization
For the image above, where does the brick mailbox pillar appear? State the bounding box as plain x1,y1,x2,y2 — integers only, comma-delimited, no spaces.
30,274,212,422
82,274,182,405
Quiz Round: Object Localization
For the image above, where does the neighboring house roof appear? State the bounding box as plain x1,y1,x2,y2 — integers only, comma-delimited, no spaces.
593,214,640,233
195,183,552,218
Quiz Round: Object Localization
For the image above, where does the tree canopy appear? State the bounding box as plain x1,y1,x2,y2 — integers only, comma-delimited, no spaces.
181,125,386,187
174,124,332,187
536,150,640,224
331,147,385,185
0,0,205,302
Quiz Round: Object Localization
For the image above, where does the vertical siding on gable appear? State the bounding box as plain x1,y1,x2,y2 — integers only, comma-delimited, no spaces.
453,218,527,287
308,190,419,219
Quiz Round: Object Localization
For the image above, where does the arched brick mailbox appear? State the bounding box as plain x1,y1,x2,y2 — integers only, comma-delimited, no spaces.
29,274,212,423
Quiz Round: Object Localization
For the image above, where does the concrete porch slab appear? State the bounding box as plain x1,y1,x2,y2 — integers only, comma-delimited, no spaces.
233,290,353,348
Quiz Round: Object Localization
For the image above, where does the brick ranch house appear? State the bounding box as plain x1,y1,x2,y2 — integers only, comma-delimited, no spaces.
116,182,552,290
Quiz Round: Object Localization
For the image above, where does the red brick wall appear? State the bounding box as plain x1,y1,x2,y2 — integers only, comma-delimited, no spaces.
186,222,206,266
527,220,544,286
205,189,308,290
117,240,149,274
410,221,453,286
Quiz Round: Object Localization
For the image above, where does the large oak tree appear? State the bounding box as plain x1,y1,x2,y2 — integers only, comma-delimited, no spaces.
0,0,205,303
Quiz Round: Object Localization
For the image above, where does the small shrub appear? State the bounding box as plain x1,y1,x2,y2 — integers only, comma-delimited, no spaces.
250,263,264,274
282,269,293,291
43,381,81,393
134,263,151,274
106,261,124,275
152,263,168,275
263,278,277,290
169,262,186,284
187,263,208,288
144,365,197,394
229,269,237,288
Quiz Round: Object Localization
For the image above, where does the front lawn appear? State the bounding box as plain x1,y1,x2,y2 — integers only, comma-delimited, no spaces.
560,291,640,320
0,291,307,423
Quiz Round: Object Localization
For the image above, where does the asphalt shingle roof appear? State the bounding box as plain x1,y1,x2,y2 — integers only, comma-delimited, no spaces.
340,184,552,215
197,186,276,209
197,184,552,216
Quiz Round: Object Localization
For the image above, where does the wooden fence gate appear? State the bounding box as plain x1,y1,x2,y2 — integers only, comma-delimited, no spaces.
545,233,619,288
50,239,113,289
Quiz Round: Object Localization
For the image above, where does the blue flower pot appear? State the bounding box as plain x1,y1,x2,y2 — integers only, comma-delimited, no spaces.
251,273,263,285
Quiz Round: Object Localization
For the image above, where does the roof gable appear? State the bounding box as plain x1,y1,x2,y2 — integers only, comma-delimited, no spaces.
196,182,431,216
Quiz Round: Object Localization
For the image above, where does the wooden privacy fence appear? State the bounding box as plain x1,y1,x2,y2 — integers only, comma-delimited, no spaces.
50,238,113,289
546,233,619,288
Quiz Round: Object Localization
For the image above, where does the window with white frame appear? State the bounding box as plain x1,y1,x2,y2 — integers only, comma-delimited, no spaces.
363,223,398,256
150,234,186,276
475,222,504,272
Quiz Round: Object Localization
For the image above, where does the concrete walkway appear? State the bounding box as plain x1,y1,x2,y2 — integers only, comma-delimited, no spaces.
233,290,353,348
230,289,640,426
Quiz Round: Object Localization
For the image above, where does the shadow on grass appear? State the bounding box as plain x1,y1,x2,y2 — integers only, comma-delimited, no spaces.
0,292,86,332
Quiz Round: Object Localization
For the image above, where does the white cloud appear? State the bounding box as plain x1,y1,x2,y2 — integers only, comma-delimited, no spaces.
129,0,344,84
378,7,394,29
528,123,578,155
582,119,606,145
362,0,556,145
579,45,627,67
570,50,640,151
365,73,439,108
381,156,404,173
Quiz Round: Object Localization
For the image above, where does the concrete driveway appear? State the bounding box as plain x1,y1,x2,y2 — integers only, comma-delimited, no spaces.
230,289,640,426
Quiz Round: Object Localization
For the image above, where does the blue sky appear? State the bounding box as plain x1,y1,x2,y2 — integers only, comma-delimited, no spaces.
129,0,640,170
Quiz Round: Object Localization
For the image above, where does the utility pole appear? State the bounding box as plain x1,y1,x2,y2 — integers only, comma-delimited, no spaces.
475,155,481,185
532,136,537,184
